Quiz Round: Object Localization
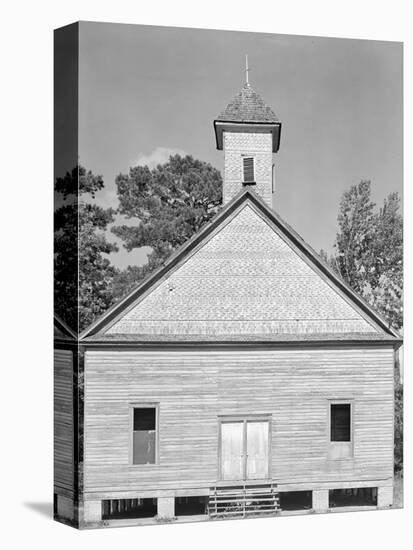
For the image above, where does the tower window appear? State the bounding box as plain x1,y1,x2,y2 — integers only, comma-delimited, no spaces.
242,157,255,184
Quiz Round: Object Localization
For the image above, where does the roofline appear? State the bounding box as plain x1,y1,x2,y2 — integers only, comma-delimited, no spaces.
214,120,281,126
213,120,282,153
54,313,77,340
80,188,401,341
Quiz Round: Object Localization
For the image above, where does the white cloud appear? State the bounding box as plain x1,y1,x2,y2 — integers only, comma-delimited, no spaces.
95,186,118,209
132,146,186,169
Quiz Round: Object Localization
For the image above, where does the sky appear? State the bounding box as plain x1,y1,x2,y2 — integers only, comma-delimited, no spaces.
78,22,403,269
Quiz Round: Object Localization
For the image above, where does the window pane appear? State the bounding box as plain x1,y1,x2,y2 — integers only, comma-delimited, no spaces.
330,404,351,442
246,421,269,479
221,422,244,480
133,430,156,464
133,408,155,431
132,407,156,464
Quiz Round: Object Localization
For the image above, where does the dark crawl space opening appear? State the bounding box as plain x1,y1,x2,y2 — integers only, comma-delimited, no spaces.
279,491,313,511
102,498,157,520
175,496,208,516
329,488,378,507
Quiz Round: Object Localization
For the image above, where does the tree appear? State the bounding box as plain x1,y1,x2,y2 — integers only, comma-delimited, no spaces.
394,353,403,475
332,180,376,295
110,265,148,304
363,193,403,329
331,181,403,330
54,165,118,332
111,154,222,296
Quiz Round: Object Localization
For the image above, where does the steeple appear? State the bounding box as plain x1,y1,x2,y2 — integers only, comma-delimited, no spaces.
213,65,282,206
215,83,279,127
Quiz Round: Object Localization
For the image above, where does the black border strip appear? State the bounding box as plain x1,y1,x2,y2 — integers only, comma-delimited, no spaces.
82,339,402,351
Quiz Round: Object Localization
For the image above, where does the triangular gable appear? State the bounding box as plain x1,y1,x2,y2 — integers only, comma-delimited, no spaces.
81,190,400,343
54,314,77,340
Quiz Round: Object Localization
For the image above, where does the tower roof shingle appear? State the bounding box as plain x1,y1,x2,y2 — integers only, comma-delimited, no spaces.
216,83,279,123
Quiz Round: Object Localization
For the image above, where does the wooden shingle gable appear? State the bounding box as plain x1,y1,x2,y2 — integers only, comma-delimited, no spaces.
80,189,401,344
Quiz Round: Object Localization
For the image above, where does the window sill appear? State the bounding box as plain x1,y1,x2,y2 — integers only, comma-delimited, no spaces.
129,463,159,467
328,441,353,460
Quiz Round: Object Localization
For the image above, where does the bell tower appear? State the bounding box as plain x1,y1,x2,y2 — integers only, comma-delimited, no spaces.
214,57,281,206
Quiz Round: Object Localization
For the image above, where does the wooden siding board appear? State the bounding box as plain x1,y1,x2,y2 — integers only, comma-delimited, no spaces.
83,347,394,496
54,348,74,495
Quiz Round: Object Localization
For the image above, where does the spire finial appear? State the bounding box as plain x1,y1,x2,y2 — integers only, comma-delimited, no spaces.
245,54,250,86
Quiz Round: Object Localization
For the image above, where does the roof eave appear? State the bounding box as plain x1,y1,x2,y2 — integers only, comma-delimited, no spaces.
213,120,282,153
81,336,403,349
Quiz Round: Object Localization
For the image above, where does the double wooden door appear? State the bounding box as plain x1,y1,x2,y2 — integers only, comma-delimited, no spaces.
220,419,270,481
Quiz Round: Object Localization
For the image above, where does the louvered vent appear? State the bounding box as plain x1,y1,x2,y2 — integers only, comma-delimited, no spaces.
242,157,255,184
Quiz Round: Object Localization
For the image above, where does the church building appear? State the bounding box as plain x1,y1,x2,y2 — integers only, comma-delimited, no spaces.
54,71,401,528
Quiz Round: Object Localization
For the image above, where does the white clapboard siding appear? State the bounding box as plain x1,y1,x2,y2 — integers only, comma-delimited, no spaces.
54,348,74,495
83,346,394,496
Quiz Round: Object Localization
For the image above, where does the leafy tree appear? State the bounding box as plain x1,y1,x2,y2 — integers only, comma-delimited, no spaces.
54,165,118,332
110,265,148,303
394,353,403,475
54,198,79,333
363,193,403,329
55,165,105,198
331,180,376,294
330,181,403,330
111,154,222,296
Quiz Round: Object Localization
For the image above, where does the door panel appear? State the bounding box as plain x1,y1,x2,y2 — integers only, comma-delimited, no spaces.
221,422,244,481
246,421,269,479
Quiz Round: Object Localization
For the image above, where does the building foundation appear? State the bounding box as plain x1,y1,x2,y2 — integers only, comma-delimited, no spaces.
157,496,175,519
313,489,329,512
